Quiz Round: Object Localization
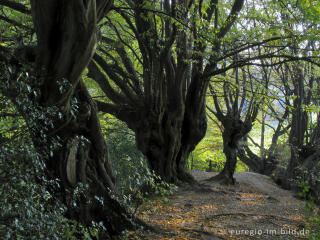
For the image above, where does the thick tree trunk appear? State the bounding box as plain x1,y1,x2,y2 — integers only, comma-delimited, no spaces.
134,111,184,183
209,118,253,185
132,104,207,184
43,84,133,236
215,144,238,184
87,0,210,185
238,143,278,176
210,131,238,185
284,67,308,188
95,75,209,185
238,108,289,177
179,87,208,182
19,1,137,236
90,69,201,185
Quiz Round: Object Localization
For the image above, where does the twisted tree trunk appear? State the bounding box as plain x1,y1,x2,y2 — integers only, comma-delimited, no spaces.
109,85,208,185
133,110,185,183
210,120,246,184
13,1,137,236
216,144,238,185
92,71,208,185
87,0,244,186
284,66,308,189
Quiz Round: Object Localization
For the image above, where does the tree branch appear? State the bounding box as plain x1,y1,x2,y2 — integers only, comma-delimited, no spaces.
0,15,32,31
0,0,30,14
92,54,140,105
216,0,244,39
87,60,128,105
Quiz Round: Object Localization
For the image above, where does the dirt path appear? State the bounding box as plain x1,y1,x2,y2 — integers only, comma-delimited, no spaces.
127,171,313,240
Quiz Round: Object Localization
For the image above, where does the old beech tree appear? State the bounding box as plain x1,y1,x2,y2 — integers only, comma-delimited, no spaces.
207,64,261,184
88,0,245,183
0,0,137,237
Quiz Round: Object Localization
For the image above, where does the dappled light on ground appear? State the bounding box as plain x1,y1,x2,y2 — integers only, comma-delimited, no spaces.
126,171,312,239
239,193,265,205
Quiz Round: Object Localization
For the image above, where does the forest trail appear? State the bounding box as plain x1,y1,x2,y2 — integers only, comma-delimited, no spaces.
127,171,313,240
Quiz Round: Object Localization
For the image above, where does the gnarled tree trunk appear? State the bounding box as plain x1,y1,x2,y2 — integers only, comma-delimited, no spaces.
91,70,208,185
208,72,259,185
88,0,244,185
210,119,251,185
14,0,137,236
97,85,208,185
216,144,238,185
133,110,185,183
283,66,309,189
42,84,133,234
178,79,208,182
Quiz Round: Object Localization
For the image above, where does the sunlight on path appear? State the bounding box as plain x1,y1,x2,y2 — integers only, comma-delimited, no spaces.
127,171,310,240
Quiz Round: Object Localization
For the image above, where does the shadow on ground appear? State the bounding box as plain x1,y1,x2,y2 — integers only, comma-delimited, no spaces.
127,171,313,240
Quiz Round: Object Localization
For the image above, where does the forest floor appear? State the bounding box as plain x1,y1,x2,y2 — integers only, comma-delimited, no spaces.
125,171,319,240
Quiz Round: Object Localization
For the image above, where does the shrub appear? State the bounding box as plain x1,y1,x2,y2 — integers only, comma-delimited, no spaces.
298,181,320,240
103,115,177,211
0,98,97,239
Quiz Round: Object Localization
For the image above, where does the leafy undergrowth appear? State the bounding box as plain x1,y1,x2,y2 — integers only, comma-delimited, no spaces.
125,171,317,240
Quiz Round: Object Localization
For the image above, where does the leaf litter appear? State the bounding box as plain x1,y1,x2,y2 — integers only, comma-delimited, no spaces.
126,171,313,240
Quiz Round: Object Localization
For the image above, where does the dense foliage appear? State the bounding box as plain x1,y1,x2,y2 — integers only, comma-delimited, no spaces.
104,115,177,208
0,97,70,239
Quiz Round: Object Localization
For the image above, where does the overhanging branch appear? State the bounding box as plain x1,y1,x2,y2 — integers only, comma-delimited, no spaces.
0,0,30,14
204,54,320,78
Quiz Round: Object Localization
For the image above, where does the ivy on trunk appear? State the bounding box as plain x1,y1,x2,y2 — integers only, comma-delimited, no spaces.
4,0,137,237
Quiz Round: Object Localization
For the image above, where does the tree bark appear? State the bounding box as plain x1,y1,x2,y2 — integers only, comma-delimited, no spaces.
179,80,208,182
45,84,133,236
237,104,290,177
92,72,208,185
122,99,207,184
209,119,251,184
14,0,137,236
238,145,264,173
238,142,278,176
205,122,241,184
284,66,309,189
133,110,185,183
212,128,240,185
215,144,238,185
88,0,243,185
